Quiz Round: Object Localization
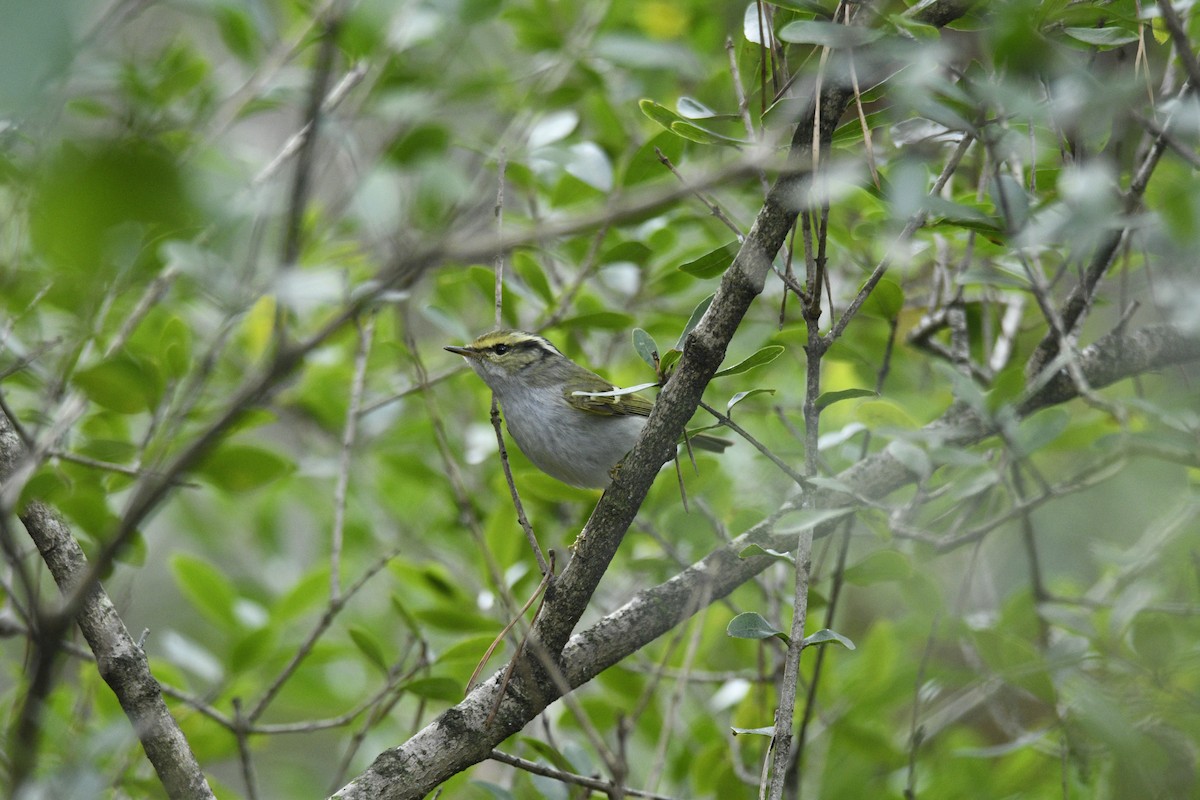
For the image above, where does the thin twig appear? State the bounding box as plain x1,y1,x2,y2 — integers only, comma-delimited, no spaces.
331,315,375,601
489,749,680,800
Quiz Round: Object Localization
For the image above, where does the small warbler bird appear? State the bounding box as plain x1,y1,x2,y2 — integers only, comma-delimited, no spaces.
446,330,730,489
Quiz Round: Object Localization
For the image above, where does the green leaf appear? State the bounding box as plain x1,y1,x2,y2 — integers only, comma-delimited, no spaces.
775,506,855,533
801,629,856,650
160,316,192,379
885,439,931,480
273,567,330,622
816,388,877,409
669,121,746,147
859,278,904,319
556,311,634,330
198,443,293,492
170,554,238,629
727,388,776,413
231,626,278,672
512,250,554,305
658,349,682,377
777,20,883,47
632,328,659,369
726,611,790,645
386,123,450,165
401,676,462,701
1064,26,1139,48
74,354,163,414
214,4,260,61
990,173,1029,230
678,294,715,346
738,543,795,564
972,629,1056,704
713,346,785,378
1014,408,1069,456
349,626,390,675
923,196,1004,234
679,244,738,279
843,550,913,586
623,131,683,186
638,98,686,131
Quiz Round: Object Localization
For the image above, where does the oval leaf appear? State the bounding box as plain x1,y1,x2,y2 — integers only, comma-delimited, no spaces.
738,543,795,564
74,354,162,414
632,328,659,370
801,629,856,650
815,388,877,410
679,244,737,279
728,388,777,413
198,444,293,492
170,554,237,629
1064,26,1139,48
713,345,785,378
349,626,390,674
778,20,882,47
638,98,686,131
727,611,790,644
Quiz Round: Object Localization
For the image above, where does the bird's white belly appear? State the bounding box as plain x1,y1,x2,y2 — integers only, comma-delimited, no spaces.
500,385,645,488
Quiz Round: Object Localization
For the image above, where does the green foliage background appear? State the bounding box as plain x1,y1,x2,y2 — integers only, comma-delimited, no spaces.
1,0,1198,798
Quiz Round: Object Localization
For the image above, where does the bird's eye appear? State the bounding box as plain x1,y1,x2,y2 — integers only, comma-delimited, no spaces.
493,343,510,355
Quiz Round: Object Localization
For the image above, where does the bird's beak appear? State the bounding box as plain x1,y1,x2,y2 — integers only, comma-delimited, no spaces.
444,345,478,358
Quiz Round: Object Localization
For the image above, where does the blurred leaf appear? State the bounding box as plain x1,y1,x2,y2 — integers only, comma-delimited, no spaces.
1013,408,1069,456
669,121,746,146
854,398,921,430
214,4,260,61
990,173,1030,230
160,316,193,379
972,629,1057,705
557,311,634,330
885,439,932,480
1064,26,1139,47
623,131,683,186
859,278,904,319
402,677,462,702
349,626,390,675
274,568,331,622
241,294,277,362
171,554,238,629
512,250,554,304
74,355,163,414
386,124,451,165
198,444,293,492
843,550,913,585
778,20,883,47
816,388,877,409
31,140,196,278
775,506,855,533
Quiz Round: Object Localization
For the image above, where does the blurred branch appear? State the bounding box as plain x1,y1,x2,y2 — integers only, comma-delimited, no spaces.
0,416,216,800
